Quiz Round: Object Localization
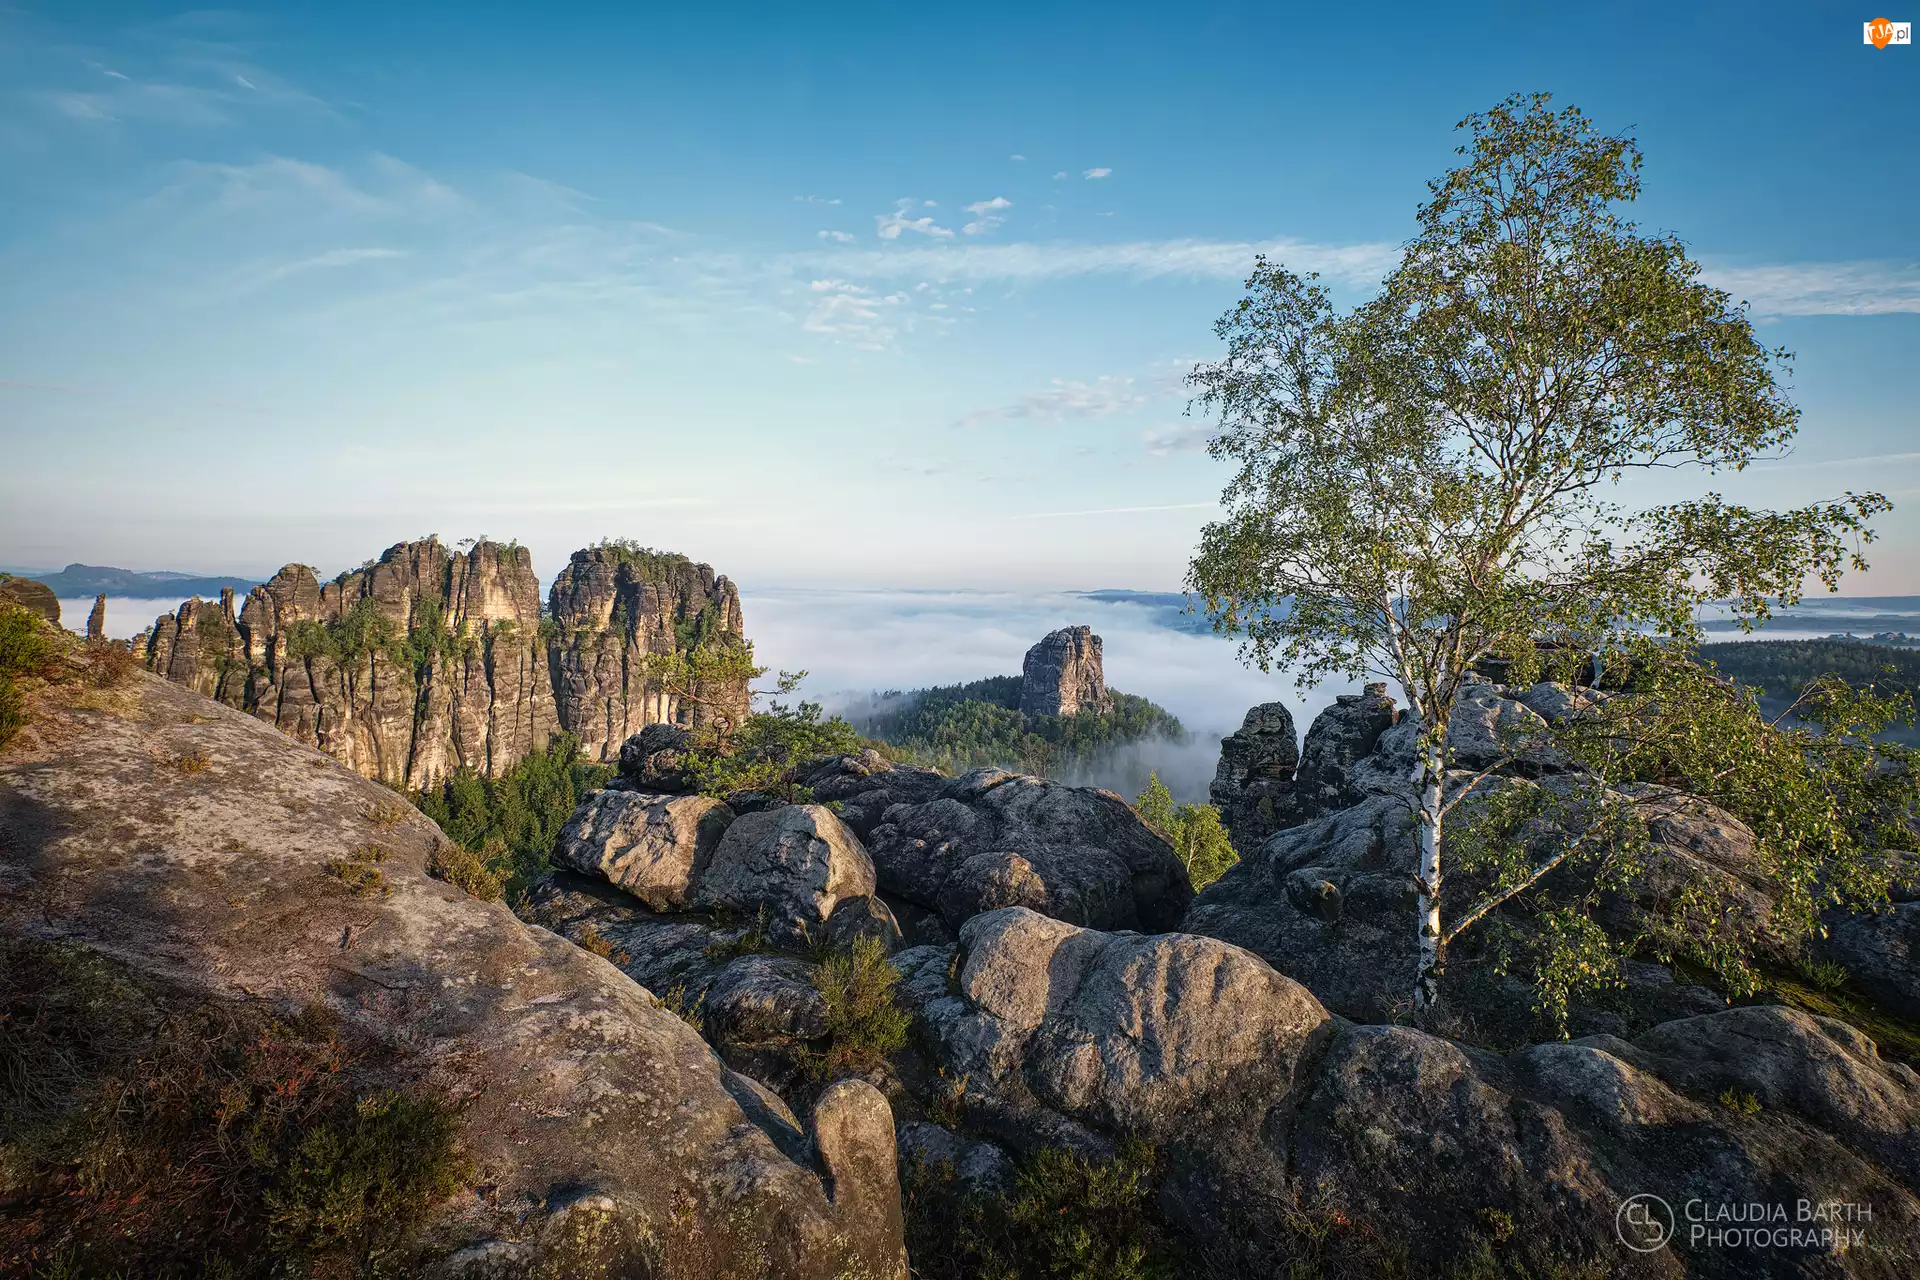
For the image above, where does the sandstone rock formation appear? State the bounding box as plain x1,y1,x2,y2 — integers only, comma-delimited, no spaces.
547,543,747,762
836,762,1193,934
137,538,747,789
1209,684,1400,850
1017,625,1111,718
86,593,106,641
0,668,908,1278
552,789,734,911
0,573,60,625
893,906,1920,1276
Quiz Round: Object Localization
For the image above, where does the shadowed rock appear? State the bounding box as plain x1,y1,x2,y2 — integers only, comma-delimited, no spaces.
1018,625,1112,718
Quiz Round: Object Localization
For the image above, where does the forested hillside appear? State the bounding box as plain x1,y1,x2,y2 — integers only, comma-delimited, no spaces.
853,673,1185,776
1702,639,1920,744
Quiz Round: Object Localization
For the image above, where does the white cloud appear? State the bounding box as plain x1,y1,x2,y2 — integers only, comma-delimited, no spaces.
875,198,954,240
802,278,908,349
1142,422,1214,456
236,247,408,292
1083,167,1112,179
1051,171,1068,181
1008,501,1216,519
795,235,1400,287
1700,261,1920,317
957,375,1148,428
795,195,842,205
961,195,1013,237
1010,154,1026,161
817,230,856,243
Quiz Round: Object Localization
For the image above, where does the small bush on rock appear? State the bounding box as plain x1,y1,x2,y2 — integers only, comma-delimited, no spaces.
808,935,910,1079
426,838,505,901
903,1140,1174,1280
0,937,472,1276
1133,774,1238,890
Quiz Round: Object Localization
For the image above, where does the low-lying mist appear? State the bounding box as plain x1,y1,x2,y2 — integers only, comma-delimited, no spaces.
743,587,1360,804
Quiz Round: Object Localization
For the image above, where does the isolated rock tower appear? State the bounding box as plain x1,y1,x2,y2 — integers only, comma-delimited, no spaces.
1019,625,1112,718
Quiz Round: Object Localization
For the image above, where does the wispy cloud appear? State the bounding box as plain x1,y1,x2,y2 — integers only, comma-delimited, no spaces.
875,198,954,240
1009,154,1026,161
1702,261,1920,317
1051,170,1068,181
1083,167,1112,179
962,195,1012,236
235,247,408,292
795,194,841,205
817,229,856,243
1751,450,1920,472
957,375,1147,428
802,279,908,349
795,236,1400,287
1142,422,1213,455
1009,501,1217,520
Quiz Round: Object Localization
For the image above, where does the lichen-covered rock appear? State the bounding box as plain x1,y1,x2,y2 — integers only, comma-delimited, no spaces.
0,671,907,1279
1018,625,1111,718
553,789,733,911
865,769,1191,932
925,908,1331,1152
1820,901,1920,1018
696,804,877,944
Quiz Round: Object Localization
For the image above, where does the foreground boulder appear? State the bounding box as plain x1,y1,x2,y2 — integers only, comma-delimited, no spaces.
0,672,907,1278
0,573,60,625
695,804,878,945
861,768,1192,933
896,907,1920,1276
552,789,733,910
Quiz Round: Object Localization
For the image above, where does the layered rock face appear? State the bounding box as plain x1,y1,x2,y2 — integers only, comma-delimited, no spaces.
141,539,559,788
138,539,748,788
0,573,60,625
0,669,908,1278
1017,625,1111,718
1209,683,1399,850
547,544,748,761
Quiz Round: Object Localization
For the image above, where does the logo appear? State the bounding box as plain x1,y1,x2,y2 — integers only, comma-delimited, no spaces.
1865,17,1912,46
1617,1193,1675,1253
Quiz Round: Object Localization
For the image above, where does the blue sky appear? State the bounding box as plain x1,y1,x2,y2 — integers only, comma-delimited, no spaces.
2,1,1917,592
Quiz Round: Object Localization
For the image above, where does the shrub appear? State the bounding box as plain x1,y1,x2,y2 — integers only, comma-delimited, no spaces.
323,845,391,897
576,922,630,965
426,839,505,901
681,700,873,800
0,937,472,1276
169,748,213,774
903,1140,1174,1280
412,735,614,901
808,935,911,1079
1134,774,1238,890
0,604,61,753
79,639,137,689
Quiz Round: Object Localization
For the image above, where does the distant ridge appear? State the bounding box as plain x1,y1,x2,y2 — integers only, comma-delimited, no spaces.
29,563,260,598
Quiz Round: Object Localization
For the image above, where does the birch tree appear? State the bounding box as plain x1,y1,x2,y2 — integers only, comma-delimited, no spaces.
1185,94,1889,1012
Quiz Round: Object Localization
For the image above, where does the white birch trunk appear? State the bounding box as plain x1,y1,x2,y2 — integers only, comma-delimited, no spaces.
1413,739,1446,1010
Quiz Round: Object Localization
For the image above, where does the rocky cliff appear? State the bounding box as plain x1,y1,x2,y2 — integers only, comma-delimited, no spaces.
0,666,907,1278
137,538,747,789
547,543,748,762
1017,625,1111,718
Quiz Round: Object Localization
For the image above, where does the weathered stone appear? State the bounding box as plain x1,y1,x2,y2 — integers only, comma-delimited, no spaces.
822,893,906,954
1208,701,1299,851
0,573,59,625
140,539,562,789
696,804,877,945
1821,901,1920,1018
1288,682,1399,823
0,670,908,1279
865,770,1191,933
1018,625,1111,718
552,789,733,911
617,722,694,792
86,593,106,641
547,544,747,762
